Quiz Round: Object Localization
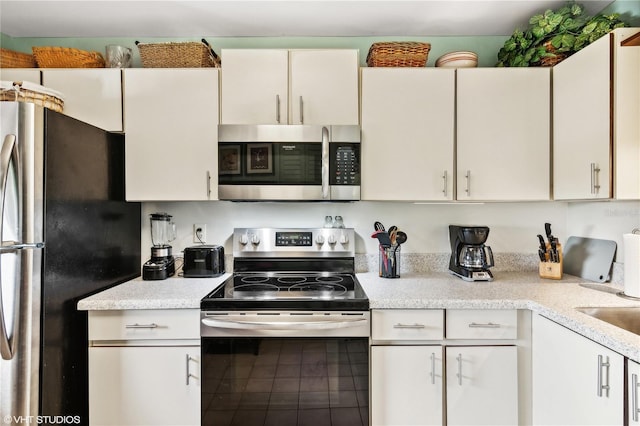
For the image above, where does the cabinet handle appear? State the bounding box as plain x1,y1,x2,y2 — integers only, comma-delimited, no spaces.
186,354,197,385
276,94,281,123
590,163,601,195
597,354,610,397
442,170,447,197
125,323,158,329
393,323,425,329
456,353,463,386
206,170,211,199
430,352,436,385
465,170,471,196
632,373,639,422
299,96,304,124
468,322,501,328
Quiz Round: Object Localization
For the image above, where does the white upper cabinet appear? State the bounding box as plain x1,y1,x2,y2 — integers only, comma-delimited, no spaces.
289,49,359,125
220,49,289,124
123,68,218,201
361,68,455,201
41,69,123,131
457,68,551,201
220,49,359,125
0,68,41,84
554,28,640,200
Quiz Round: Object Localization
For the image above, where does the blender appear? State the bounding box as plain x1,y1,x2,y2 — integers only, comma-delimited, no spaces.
142,212,176,280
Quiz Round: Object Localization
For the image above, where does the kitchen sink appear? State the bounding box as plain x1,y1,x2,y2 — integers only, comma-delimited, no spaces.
575,306,640,336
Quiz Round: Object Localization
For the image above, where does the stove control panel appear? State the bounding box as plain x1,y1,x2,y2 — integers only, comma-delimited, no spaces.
233,228,355,257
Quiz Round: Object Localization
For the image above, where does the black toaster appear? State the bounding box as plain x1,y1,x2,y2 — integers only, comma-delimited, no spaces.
183,245,225,277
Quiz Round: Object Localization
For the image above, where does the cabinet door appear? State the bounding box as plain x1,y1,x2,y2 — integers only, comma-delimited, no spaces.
553,34,611,200
42,69,123,131
532,315,624,425
220,49,288,124
0,68,40,83
446,346,518,425
630,359,640,426
124,69,218,201
89,345,200,426
457,68,550,201
371,345,443,426
361,68,454,201
289,49,359,125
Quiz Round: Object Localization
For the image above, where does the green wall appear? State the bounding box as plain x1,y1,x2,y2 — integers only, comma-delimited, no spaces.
1,0,638,68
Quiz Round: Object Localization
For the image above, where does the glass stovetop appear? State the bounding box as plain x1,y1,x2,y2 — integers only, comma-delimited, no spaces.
201,272,369,310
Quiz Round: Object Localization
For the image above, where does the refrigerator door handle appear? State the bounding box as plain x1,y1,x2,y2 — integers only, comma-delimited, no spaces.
0,241,45,252
0,133,19,360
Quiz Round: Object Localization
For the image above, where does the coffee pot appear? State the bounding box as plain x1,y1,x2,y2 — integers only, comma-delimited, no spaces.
449,225,494,281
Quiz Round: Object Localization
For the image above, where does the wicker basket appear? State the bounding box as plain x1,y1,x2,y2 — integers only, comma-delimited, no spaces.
1,81,64,112
539,40,568,67
136,39,221,68
366,42,431,67
32,46,105,68
0,48,37,68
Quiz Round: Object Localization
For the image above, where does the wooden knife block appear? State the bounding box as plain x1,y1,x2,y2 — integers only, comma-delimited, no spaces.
539,243,563,280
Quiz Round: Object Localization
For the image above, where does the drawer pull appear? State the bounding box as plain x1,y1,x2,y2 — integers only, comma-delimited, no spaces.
597,354,610,397
393,323,426,329
125,323,158,329
468,322,501,328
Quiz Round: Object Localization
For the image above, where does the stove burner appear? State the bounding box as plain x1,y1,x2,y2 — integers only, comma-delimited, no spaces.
277,276,307,284
234,283,280,292
289,282,348,296
316,275,344,283
240,275,270,284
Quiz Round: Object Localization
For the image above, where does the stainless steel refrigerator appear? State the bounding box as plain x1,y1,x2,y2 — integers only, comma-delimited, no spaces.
0,102,141,425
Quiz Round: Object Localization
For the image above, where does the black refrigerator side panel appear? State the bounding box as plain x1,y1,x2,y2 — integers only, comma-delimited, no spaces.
40,110,141,424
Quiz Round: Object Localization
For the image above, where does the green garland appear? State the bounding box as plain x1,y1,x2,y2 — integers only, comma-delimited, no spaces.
496,2,628,67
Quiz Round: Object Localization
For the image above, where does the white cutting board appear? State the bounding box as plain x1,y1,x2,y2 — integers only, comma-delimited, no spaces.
563,236,617,282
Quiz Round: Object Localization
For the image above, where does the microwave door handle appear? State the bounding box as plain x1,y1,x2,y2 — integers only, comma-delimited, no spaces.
0,134,18,360
321,126,329,200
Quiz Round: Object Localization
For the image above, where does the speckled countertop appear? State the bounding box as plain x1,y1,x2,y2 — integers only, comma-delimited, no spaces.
77,269,640,362
77,274,231,310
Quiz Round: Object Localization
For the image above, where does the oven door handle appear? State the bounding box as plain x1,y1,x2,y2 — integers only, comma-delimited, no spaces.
201,316,368,331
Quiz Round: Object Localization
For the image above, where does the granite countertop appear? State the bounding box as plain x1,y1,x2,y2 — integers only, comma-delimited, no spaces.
76,274,231,310
359,271,640,362
77,270,640,362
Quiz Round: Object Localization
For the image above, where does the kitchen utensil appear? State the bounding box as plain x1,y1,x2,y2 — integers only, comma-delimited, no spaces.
563,236,617,282
374,221,385,232
371,231,392,248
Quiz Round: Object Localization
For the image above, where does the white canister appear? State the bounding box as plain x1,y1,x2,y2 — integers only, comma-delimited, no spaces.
623,232,640,298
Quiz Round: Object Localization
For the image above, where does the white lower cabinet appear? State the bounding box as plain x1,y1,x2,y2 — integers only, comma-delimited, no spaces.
89,345,200,426
445,346,518,426
532,314,624,425
88,309,201,426
630,359,640,425
371,345,443,425
371,309,520,426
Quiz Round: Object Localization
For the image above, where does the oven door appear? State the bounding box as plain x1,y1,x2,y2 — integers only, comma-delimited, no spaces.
200,311,369,426
218,124,360,201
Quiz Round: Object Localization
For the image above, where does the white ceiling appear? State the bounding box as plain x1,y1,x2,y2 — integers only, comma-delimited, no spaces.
0,0,614,38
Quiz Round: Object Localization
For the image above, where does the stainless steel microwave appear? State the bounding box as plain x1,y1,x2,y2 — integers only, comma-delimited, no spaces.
218,124,361,201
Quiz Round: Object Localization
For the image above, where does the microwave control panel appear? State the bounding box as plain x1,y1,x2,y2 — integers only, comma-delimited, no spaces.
332,145,360,185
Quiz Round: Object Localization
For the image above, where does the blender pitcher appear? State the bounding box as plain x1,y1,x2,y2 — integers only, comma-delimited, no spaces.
150,212,176,248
